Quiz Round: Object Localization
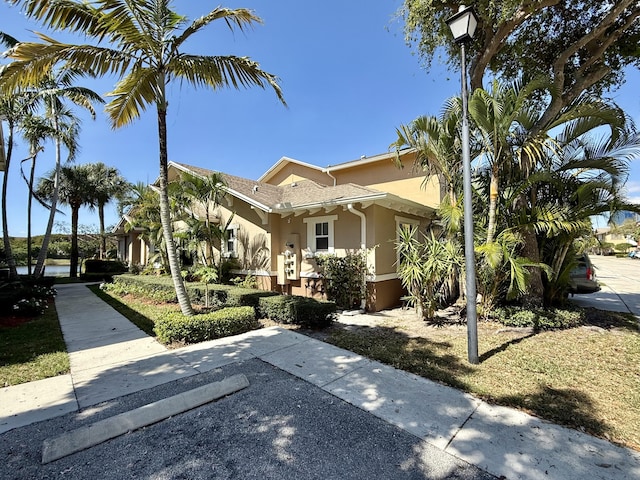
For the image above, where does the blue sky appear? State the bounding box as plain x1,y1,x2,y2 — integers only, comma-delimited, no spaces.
1,0,639,236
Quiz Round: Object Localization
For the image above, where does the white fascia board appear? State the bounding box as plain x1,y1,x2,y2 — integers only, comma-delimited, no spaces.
257,156,324,183
168,161,270,214
225,187,272,213
324,148,417,172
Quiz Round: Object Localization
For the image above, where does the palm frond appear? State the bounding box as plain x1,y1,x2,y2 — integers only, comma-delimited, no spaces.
171,7,262,51
104,67,159,127
167,54,286,106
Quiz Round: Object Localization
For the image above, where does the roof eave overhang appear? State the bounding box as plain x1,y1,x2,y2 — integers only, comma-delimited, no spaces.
258,156,324,183
275,192,434,218
168,161,273,214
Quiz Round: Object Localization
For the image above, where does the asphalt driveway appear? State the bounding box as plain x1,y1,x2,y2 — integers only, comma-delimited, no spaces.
570,255,640,316
2,359,493,480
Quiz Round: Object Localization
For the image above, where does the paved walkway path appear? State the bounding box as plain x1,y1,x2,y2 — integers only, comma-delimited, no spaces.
1,282,639,479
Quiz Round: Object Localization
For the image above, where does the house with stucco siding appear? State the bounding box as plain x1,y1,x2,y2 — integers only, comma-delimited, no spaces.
114,148,443,311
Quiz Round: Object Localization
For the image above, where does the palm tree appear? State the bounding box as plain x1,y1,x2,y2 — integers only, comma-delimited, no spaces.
37,164,96,277
86,162,130,259
19,113,54,275
179,171,227,266
0,31,24,278
0,92,30,278
2,1,286,315
469,78,555,245
15,67,104,278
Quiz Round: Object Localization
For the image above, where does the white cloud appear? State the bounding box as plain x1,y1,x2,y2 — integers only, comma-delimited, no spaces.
625,181,640,194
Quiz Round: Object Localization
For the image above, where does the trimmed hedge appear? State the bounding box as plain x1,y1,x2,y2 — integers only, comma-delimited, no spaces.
84,260,128,274
154,306,257,344
258,295,336,328
106,274,279,307
81,260,128,282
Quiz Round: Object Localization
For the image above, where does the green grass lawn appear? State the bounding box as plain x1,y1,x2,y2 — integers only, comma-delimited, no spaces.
88,284,179,337
0,302,69,387
326,314,640,451
5,283,639,452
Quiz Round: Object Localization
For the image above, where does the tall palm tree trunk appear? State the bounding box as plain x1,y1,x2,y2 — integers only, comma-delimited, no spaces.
27,150,37,276
1,122,18,279
157,101,194,316
98,203,106,259
70,202,80,278
486,172,499,244
33,117,61,278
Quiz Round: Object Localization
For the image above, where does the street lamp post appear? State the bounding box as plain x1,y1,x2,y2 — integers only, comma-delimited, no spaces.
446,5,479,365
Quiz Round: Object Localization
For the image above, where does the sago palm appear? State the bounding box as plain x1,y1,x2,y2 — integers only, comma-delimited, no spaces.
2,0,286,315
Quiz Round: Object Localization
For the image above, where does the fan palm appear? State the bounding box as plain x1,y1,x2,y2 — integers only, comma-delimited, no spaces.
86,162,131,259
2,1,286,315
37,164,96,277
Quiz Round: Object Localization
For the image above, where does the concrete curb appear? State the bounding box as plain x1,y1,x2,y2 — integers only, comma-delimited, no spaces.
41,374,249,464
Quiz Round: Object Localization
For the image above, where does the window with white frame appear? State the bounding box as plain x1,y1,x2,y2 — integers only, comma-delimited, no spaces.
395,215,420,268
303,215,337,253
223,224,239,258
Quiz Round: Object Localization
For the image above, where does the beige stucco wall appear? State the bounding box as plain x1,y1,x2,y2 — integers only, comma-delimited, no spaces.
266,164,329,187
368,175,442,208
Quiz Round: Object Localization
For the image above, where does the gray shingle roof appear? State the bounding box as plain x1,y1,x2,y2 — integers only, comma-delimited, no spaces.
172,162,384,211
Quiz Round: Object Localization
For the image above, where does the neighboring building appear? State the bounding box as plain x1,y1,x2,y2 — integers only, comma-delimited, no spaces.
113,149,442,311
594,227,638,252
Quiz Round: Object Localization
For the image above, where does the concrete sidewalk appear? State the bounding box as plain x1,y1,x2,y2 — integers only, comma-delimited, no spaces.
1,283,639,479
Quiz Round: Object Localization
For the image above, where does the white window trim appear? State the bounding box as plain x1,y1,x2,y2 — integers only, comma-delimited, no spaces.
303,215,338,254
222,223,239,258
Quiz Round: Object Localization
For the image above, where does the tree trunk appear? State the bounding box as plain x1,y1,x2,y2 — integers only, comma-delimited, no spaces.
486,172,499,244
70,203,79,278
34,112,61,278
1,122,18,279
27,151,37,276
99,203,106,259
157,102,194,316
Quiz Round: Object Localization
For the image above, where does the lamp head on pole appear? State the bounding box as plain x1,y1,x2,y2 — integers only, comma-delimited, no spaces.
445,5,479,44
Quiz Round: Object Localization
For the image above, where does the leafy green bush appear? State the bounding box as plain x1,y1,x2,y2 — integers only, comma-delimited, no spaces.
258,295,336,328
154,306,257,344
0,280,56,315
492,306,584,330
316,250,368,309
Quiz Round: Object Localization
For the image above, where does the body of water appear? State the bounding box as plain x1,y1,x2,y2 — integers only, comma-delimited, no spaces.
16,265,79,277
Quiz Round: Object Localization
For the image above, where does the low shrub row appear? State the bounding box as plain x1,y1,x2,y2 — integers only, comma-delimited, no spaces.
259,295,336,328
154,306,258,344
103,274,336,345
491,306,584,330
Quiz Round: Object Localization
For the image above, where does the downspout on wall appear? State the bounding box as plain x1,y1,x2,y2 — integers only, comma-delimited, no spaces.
322,167,337,186
347,203,367,310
